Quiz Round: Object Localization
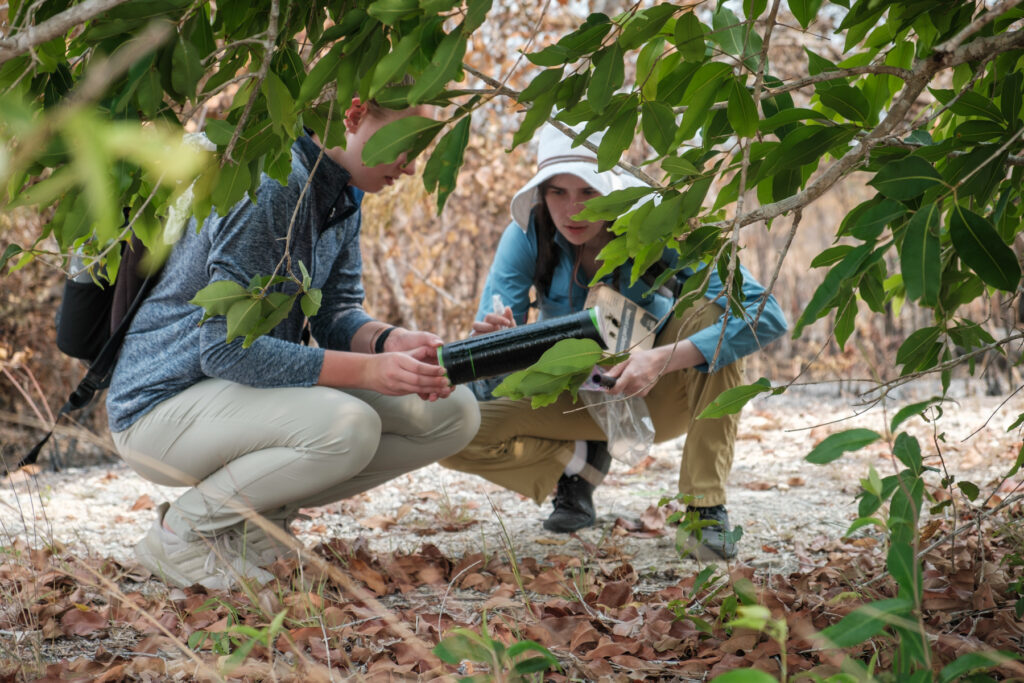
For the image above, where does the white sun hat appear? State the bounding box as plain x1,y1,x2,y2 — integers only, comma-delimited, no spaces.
509,122,646,230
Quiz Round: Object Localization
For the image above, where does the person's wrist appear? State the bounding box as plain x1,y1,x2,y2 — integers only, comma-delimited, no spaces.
374,325,397,354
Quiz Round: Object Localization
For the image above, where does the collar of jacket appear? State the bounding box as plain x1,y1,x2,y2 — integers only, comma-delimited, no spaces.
294,134,361,231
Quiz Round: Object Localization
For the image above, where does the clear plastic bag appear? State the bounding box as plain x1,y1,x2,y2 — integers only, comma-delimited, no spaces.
579,371,655,465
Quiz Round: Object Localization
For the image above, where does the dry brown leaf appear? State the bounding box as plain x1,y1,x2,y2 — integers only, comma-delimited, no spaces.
130,493,154,511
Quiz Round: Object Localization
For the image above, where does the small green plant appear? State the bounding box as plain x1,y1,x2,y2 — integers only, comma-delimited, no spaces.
659,492,744,562
187,599,288,674
434,613,560,683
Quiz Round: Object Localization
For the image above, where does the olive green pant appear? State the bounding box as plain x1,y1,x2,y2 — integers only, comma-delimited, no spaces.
440,301,743,507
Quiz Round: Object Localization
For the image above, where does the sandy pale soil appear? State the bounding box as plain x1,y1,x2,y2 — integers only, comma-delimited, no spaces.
3,382,1022,582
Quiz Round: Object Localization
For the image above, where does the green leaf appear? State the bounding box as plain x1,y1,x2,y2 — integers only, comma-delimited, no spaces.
887,540,917,600
433,631,493,665
793,242,872,336
263,70,296,133
672,12,706,62
949,90,1005,122
462,0,492,33
818,598,913,648
949,206,1021,292
661,155,700,177
576,186,655,221
422,116,470,213
896,326,943,374
225,296,262,343
597,104,637,172
211,160,252,211
790,0,824,28
363,115,444,166
301,289,322,317
675,62,732,143
641,101,677,156
901,203,941,306
511,90,557,149
893,432,923,476
520,68,563,102
848,197,905,241
367,0,418,26
957,481,979,501
890,398,942,433
588,43,625,113
727,78,758,138
1,244,23,271
369,32,420,96
492,338,604,406
819,85,871,124
939,652,1017,683
869,156,943,200
806,428,881,464
698,378,774,419
190,280,250,319
170,35,203,102
1000,71,1022,125
408,32,467,105
834,292,857,350
618,4,677,50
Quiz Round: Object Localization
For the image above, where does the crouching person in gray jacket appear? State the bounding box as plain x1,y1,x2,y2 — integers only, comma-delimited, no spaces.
107,97,480,590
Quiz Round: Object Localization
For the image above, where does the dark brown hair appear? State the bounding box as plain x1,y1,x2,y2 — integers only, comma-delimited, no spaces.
532,181,559,297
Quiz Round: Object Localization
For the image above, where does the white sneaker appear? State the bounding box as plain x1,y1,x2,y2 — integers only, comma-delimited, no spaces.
135,503,275,590
236,517,302,566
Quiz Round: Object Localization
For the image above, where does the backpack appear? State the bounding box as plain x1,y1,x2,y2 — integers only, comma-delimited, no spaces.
8,234,159,473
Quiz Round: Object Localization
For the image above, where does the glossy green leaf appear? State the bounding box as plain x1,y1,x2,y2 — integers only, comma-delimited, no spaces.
422,116,470,213
462,0,492,33
597,103,637,171
369,32,420,96
892,432,923,476
896,326,943,374
576,186,655,221
672,12,706,62
520,68,563,102
262,70,296,133
641,101,677,156
727,78,758,138
660,155,700,177
949,90,1005,122
794,242,872,336
618,4,677,50
698,378,774,419
819,85,871,124
806,428,881,464
939,652,1017,683
362,115,444,166
890,398,942,433
675,62,732,143
588,43,625,113
869,156,943,200
190,279,249,321
848,197,905,241
1000,71,1022,124
834,292,857,349
957,480,979,501
949,205,1021,292
171,35,203,101
408,32,466,105
367,0,418,26
790,0,824,28
511,90,557,149
900,202,941,306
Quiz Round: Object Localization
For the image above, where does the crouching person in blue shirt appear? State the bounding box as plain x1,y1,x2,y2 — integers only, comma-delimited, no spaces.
441,123,787,560
107,97,480,590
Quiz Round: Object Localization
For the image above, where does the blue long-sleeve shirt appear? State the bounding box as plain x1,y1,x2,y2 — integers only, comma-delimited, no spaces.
107,135,373,432
476,213,788,374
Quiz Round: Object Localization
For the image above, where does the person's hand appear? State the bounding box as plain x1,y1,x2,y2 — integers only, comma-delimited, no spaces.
360,351,453,400
604,348,667,398
470,306,515,336
384,328,443,355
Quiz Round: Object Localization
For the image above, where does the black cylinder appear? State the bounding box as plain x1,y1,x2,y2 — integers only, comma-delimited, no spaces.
438,308,604,385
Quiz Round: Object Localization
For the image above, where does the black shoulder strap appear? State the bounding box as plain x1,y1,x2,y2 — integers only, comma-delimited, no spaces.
7,269,157,474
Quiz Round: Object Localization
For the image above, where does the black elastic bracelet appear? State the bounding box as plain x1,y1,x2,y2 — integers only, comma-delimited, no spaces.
374,326,396,354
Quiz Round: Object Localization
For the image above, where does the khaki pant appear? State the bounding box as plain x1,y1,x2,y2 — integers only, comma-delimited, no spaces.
113,380,480,540
441,301,742,507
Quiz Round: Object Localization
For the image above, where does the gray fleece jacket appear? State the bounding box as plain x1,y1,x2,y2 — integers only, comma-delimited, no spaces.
106,135,373,432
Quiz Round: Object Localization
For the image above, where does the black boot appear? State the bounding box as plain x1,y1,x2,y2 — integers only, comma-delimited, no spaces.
677,505,738,560
543,442,611,533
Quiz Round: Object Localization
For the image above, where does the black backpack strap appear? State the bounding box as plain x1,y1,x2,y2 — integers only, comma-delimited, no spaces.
8,269,157,475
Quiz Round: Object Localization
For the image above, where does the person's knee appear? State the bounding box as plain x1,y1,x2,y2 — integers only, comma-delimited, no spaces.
307,394,382,464
445,386,482,451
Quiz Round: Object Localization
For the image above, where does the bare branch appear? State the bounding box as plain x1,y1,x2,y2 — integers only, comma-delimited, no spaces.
934,0,1024,54
0,0,134,64
222,0,280,165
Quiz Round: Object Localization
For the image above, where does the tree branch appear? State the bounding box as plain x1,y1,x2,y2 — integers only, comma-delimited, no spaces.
934,0,1024,54
221,0,279,166
0,0,134,64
